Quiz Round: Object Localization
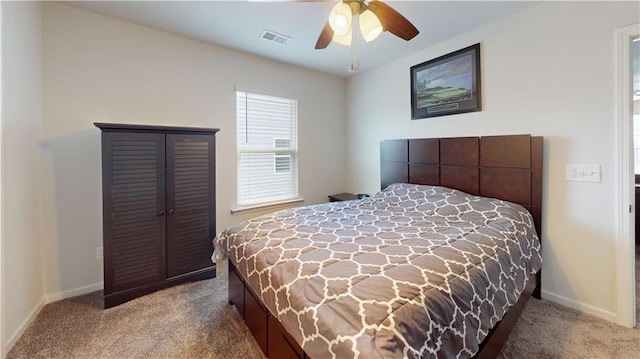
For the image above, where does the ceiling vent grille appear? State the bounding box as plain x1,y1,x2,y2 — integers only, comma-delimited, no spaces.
260,29,290,45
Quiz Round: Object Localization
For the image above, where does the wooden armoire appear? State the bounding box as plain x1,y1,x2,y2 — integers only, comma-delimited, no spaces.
95,123,219,308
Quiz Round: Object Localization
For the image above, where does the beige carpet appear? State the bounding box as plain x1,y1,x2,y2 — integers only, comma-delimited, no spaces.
7,262,640,359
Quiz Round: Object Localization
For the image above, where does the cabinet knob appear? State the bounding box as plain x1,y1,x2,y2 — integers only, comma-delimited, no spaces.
168,208,175,215
158,210,165,216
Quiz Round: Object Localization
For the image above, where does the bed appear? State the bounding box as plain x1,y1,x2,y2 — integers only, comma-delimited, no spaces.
216,134,543,359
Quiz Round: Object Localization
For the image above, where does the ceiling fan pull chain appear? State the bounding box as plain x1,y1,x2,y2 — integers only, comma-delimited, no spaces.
349,20,361,73
355,17,360,66
349,35,356,72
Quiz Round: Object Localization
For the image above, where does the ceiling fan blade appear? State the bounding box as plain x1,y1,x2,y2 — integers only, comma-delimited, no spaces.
368,1,419,41
315,21,334,49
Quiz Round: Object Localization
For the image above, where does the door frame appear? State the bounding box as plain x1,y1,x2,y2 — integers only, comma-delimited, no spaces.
615,22,639,328
0,2,5,355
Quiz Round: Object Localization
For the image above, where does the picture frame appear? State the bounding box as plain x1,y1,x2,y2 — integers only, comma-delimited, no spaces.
410,43,482,120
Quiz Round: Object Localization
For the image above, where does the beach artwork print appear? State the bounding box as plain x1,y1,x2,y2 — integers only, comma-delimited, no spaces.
415,55,473,108
410,44,481,120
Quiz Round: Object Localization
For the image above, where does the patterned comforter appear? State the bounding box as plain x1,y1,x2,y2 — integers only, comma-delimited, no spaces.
215,183,542,359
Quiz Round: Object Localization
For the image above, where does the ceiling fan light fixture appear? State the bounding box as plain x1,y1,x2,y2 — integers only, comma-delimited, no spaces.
315,0,419,51
329,2,352,36
359,9,383,42
332,26,352,46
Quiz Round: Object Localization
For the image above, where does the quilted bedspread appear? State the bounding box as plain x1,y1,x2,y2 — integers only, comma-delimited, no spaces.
216,183,542,359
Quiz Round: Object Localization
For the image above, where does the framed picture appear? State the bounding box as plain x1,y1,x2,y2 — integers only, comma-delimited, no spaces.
410,43,481,120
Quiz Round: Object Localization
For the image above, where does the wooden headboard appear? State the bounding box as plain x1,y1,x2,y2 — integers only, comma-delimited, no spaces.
380,134,543,237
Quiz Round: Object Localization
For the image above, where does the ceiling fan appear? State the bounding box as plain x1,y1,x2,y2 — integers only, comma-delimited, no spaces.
315,0,419,49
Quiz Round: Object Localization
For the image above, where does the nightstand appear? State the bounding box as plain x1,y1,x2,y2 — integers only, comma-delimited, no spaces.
328,193,359,202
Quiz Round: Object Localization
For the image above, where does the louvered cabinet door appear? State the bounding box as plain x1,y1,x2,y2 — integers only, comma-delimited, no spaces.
165,134,215,278
102,132,166,295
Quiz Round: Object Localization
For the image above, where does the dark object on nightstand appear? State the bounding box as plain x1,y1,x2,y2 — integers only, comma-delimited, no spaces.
328,193,359,202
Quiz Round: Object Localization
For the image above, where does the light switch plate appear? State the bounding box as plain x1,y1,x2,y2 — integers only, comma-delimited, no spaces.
566,164,601,182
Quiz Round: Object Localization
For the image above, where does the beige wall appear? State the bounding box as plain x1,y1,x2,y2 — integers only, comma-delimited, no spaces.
4,0,638,354
345,1,639,323
39,3,347,300
1,1,45,351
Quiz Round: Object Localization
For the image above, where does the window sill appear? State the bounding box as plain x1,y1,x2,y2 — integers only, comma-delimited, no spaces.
231,197,304,215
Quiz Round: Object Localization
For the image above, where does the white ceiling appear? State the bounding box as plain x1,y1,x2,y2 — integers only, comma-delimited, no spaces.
62,1,539,78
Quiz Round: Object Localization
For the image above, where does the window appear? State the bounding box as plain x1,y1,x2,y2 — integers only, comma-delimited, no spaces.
274,138,291,174
236,90,298,207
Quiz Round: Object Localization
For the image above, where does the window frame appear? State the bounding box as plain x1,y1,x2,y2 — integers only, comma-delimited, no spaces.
233,90,302,214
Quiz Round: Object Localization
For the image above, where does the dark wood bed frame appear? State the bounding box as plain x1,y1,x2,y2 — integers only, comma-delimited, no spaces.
228,134,543,359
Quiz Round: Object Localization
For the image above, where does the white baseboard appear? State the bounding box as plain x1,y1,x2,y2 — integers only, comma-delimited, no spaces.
542,289,617,323
6,298,44,354
5,282,103,355
44,282,103,304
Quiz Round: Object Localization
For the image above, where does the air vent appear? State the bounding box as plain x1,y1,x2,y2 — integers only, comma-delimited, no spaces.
261,29,290,45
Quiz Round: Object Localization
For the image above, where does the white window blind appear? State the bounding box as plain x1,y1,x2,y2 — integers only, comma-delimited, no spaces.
236,90,298,206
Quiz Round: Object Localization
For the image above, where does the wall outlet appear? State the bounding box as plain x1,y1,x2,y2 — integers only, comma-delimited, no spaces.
565,164,601,182
96,246,103,261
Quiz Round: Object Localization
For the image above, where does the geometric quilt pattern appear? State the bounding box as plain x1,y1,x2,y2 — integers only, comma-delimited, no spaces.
216,183,542,358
